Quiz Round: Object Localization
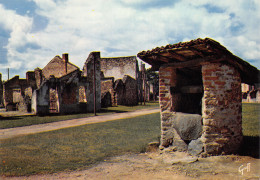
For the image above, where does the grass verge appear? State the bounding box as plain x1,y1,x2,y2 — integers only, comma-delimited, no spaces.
0,101,159,129
0,113,161,176
239,103,260,158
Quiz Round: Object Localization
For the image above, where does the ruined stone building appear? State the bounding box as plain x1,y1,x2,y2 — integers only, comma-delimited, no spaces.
3,53,102,115
241,83,260,103
138,38,260,156
32,52,102,114
0,73,3,107
99,54,141,106
2,51,152,114
2,72,35,112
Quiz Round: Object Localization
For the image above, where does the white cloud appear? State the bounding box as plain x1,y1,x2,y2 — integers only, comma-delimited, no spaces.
0,4,34,72
0,0,259,80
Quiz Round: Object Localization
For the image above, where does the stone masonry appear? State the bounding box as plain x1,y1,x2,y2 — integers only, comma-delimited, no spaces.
138,38,260,156
201,63,242,155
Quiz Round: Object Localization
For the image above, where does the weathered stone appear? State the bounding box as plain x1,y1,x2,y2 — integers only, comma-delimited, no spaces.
172,113,202,141
188,138,203,156
170,157,198,164
161,128,188,151
146,142,160,152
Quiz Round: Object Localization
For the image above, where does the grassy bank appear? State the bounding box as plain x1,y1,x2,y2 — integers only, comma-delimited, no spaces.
0,113,161,176
0,101,159,129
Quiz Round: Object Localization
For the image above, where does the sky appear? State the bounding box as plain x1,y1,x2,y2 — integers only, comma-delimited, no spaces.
0,0,259,80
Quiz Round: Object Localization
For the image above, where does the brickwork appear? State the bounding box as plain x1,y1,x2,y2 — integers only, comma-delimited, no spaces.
159,63,243,156
201,63,242,155
159,67,180,148
138,38,259,157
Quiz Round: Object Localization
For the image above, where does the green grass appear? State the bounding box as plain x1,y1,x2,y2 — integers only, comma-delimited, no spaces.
0,113,161,176
242,103,260,137
239,103,259,158
0,103,259,176
0,101,159,129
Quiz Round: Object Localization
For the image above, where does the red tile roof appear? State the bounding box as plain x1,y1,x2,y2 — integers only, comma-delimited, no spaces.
137,38,259,85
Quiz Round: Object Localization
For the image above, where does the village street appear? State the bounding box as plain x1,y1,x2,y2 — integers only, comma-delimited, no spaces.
0,108,160,140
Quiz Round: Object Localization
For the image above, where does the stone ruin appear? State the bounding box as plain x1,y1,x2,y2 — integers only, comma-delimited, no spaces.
241,83,260,103
2,51,154,114
138,38,260,156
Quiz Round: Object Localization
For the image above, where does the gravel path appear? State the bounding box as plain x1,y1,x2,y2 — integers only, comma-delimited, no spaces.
0,108,160,140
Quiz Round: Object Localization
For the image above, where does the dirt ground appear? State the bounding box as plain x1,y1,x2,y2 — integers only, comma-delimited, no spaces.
2,150,259,180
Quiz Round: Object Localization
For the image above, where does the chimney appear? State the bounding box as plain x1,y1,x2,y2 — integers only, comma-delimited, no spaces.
62,53,69,74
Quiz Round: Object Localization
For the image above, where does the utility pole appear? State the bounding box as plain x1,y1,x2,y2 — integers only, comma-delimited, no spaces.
93,56,96,116
139,62,143,105
142,64,146,105
7,68,9,80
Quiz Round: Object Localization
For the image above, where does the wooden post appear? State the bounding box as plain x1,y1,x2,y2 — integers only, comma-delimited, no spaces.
140,62,143,105
142,64,146,105
93,56,96,116
7,68,9,80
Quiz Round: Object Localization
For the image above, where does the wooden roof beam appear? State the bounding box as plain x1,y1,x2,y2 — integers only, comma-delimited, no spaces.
160,55,225,69
166,49,187,61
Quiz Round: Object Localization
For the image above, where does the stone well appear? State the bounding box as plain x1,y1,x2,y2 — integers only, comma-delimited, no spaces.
137,38,260,156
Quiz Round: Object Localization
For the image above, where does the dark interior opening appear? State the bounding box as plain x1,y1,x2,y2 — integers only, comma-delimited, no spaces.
170,67,203,115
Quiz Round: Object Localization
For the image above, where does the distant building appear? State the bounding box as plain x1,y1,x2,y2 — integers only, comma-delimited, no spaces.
241,83,260,103
0,73,3,107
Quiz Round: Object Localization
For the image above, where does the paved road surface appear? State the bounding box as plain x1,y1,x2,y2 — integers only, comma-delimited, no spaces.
0,108,160,140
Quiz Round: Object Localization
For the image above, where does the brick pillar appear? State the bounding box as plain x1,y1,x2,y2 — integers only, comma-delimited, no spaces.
159,66,178,147
201,63,242,155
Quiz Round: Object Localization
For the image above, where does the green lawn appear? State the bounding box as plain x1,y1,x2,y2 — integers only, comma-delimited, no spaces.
242,103,260,137
239,103,260,158
0,101,159,129
0,113,161,176
0,103,259,176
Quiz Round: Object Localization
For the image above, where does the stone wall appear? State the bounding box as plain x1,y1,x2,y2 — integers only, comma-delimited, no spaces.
0,73,3,106
123,75,138,106
114,79,125,105
100,56,138,80
101,78,116,106
159,63,243,156
42,55,78,79
82,52,101,112
3,76,28,111
201,63,242,156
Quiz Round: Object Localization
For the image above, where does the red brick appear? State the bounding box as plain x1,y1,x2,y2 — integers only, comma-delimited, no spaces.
215,81,226,85
159,90,169,94
159,97,170,101
159,75,172,79
203,81,212,86
203,76,219,81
